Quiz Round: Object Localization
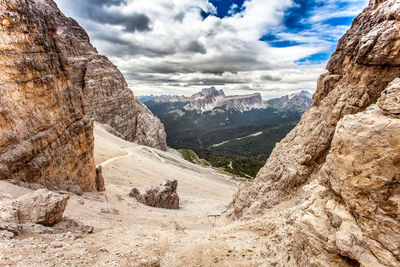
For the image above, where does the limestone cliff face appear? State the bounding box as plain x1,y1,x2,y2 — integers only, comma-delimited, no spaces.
0,0,96,192
49,2,168,151
230,0,400,265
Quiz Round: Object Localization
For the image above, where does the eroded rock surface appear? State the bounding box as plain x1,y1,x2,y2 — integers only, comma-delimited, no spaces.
230,0,400,266
130,180,180,209
95,166,105,192
49,1,167,151
15,189,69,226
1,189,68,227
0,0,96,191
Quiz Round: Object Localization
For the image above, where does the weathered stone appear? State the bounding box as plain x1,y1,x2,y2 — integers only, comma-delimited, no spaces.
323,103,400,265
95,166,105,192
129,188,145,204
0,0,167,194
15,189,69,226
230,0,400,218
49,4,168,151
377,78,400,115
0,0,97,192
0,201,19,224
229,1,400,266
130,180,180,209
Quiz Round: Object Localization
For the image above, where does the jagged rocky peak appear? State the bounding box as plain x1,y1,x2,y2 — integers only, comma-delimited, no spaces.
183,89,264,113
192,87,225,98
150,87,313,113
42,0,167,151
230,0,400,266
0,0,98,192
266,90,313,109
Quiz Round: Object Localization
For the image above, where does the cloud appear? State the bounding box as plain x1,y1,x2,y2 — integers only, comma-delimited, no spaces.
57,0,151,33
186,41,207,54
54,0,368,98
261,74,282,82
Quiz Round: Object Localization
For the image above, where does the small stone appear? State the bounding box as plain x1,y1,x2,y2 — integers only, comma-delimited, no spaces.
0,230,15,239
2,19,11,27
51,241,64,248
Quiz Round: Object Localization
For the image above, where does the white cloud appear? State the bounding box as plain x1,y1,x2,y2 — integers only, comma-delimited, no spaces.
54,0,368,98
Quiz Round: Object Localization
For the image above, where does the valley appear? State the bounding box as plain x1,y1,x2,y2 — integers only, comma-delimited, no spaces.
1,0,399,266
142,89,312,178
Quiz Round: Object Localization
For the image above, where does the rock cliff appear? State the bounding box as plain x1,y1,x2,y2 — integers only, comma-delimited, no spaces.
0,0,97,192
0,0,166,194
40,0,167,151
230,0,400,265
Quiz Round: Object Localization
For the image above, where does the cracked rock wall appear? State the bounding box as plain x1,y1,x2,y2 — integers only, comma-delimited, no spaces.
49,1,168,151
230,0,400,265
0,0,96,192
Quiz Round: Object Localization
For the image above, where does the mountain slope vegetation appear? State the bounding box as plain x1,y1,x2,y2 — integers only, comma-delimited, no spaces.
144,90,311,178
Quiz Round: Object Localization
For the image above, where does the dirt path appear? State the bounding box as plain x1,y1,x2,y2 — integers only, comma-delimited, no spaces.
2,123,271,267
97,152,135,168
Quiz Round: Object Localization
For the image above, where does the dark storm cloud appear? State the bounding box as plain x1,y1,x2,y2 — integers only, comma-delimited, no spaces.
123,69,244,86
260,74,282,81
67,0,151,33
97,36,178,57
124,72,178,84
185,77,247,86
91,0,126,7
90,12,151,32
141,52,272,75
186,41,207,54
174,12,185,22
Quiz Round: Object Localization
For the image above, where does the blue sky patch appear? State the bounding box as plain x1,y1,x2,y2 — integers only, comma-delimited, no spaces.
209,0,246,18
259,0,367,63
297,53,331,64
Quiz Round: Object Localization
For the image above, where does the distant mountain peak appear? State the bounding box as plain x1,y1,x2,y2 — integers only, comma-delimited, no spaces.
184,89,265,113
191,87,225,98
145,89,313,113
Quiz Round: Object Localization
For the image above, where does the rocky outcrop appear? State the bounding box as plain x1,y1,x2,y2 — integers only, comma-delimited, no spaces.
130,180,180,209
0,0,97,191
1,189,68,226
0,0,167,192
48,1,167,151
229,0,400,266
15,189,69,226
95,166,105,192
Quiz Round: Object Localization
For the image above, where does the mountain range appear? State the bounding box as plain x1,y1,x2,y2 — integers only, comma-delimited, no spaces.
139,88,313,113
141,88,312,178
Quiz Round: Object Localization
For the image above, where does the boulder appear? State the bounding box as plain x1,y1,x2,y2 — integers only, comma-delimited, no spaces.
95,166,105,191
130,180,179,209
15,189,69,226
129,188,145,204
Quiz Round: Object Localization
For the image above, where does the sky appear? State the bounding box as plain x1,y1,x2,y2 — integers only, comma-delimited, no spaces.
54,0,369,99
